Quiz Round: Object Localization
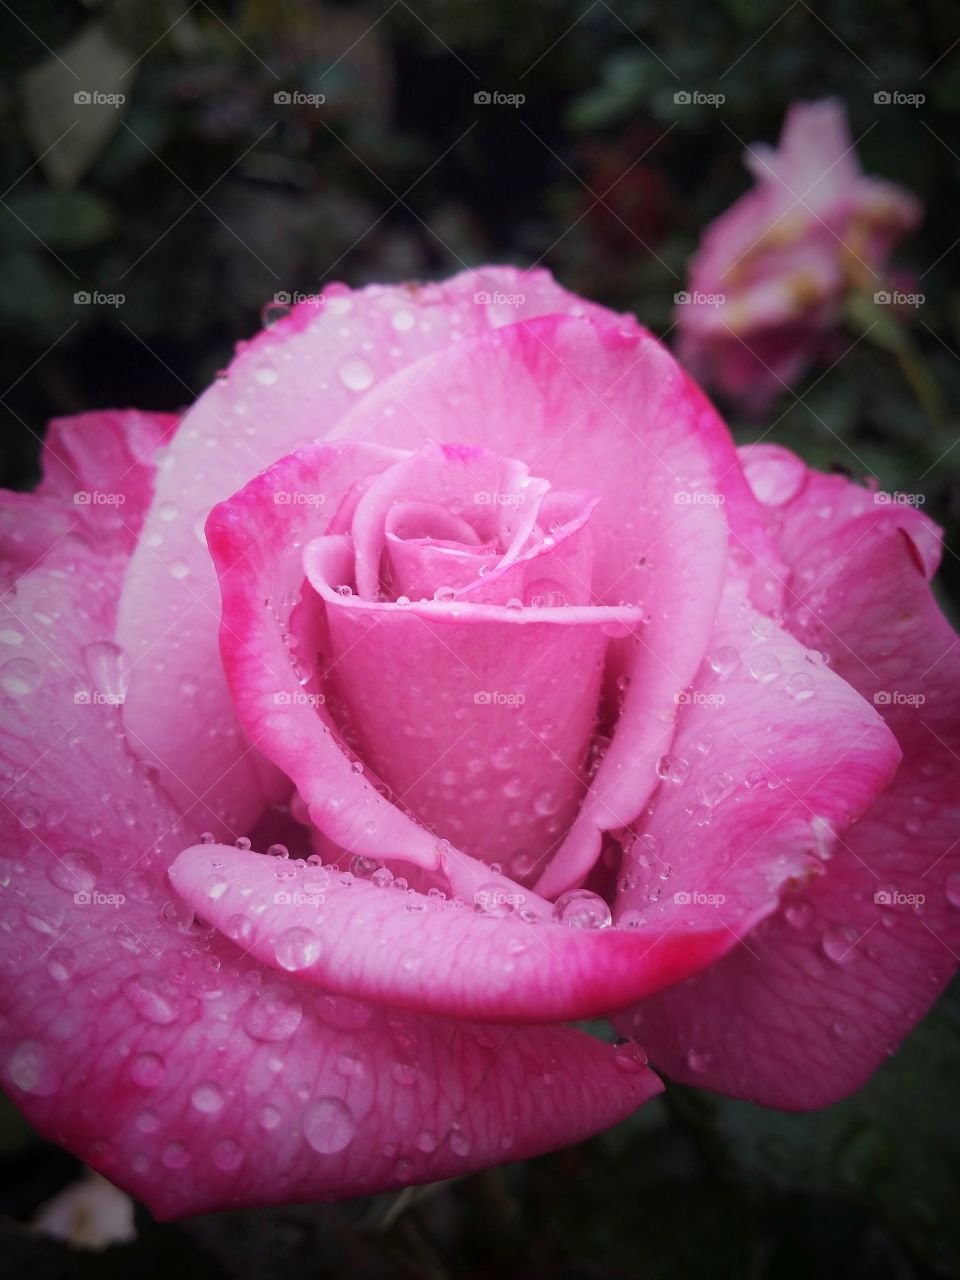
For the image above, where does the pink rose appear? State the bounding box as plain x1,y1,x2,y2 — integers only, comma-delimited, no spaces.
1,267,957,1219
676,98,921,410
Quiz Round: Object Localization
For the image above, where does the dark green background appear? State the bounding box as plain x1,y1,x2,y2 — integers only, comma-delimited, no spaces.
2,1,959,1275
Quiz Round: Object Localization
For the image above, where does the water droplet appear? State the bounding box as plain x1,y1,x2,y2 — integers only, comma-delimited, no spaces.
338,358,374,391
822,925,860,965
274,926,321,971
749,652,781,683
613,1038,649,1073
708,646,738,676
784,899,812,931
212,1138,245,1171
945,871,960,907
243,987,303,1040
391,308,415,331
699,772,736,806
131,1052,166,1088
7,1040,56,1094
191,1081,225,1113
161,1141,190,1169
553,889,612,929
686,1048,713,1073
785,671,815,701
253,362,278,386
122,973,181,1025
303,1096,356,1153
0,658,41,697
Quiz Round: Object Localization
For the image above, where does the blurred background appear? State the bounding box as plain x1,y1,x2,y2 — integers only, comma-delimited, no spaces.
2,0,959,1275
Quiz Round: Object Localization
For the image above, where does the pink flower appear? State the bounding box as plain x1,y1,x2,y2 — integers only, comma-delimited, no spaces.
1,267,956,1219
676,99,921,410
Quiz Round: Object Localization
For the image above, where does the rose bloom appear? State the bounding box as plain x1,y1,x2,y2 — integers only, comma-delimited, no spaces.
676,98,921,411
1,267,957,1218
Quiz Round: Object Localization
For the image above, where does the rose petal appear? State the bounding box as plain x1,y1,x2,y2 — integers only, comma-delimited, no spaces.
170,842,742,1022
627,460,960,1107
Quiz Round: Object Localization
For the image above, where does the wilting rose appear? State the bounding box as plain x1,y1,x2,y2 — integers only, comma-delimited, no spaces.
676,98,921,410
1,267,957,1219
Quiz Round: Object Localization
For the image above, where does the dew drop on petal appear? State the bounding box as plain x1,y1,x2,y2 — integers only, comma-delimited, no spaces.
613,1038,649,1073
243,988,303,1041
0,658,42,697
553,889,612,929
191,1081,225,1113
338,359,374,391
303,1097,356,1154
274,926,321,971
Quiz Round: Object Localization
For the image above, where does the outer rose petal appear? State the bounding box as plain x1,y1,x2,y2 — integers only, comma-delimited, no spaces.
170,842,742,1022
0,410,177,579
626,453,960,1108
116,268,624,832
1,850,662,1219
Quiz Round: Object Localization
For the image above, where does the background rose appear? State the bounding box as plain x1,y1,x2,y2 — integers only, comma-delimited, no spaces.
2,267,958,1224
676,99,921,412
